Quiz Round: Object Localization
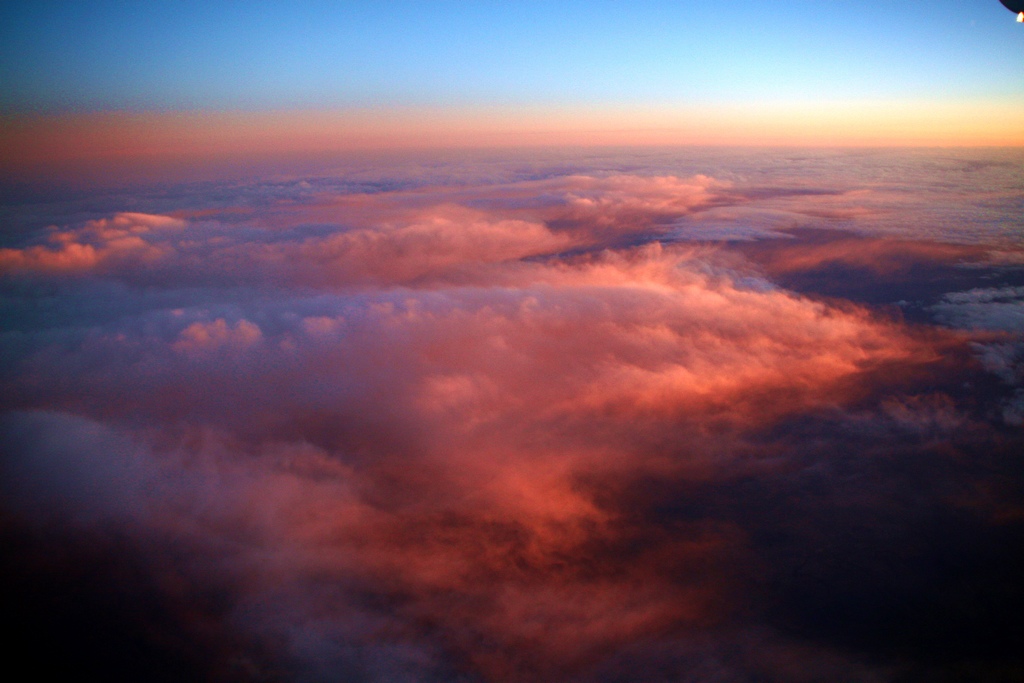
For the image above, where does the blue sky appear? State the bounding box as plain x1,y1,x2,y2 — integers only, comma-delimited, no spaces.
1,0,1022,112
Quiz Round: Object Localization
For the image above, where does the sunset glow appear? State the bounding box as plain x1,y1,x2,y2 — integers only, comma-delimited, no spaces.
4,101,1023,174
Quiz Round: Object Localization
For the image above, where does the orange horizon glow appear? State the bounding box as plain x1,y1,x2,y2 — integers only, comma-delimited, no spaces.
3,101,1022,172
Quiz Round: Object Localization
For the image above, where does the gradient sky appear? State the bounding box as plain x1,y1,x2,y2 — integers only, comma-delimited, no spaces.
2,0,1023,111
1,1,1022,176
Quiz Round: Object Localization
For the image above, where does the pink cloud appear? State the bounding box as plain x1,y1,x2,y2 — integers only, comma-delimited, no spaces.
2,237,939,679
173,318,263,354
0,212,183,274
0,176,727,288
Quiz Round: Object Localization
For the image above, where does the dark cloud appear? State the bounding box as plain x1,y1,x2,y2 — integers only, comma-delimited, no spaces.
2,150,1024,682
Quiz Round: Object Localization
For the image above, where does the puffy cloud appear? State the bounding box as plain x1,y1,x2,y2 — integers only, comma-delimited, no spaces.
0,212,184,274
969,341,1023,385
269,205,570,286
4,243,932,462
0,240,944,679
173,318,263,354
0,175,722,286
932,286,1024,333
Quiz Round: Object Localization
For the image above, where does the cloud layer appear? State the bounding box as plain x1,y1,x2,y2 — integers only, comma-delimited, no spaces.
3,160,1024,682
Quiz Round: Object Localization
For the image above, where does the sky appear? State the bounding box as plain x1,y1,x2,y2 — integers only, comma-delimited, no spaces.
1,0,1023,169
2,0,1022,110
